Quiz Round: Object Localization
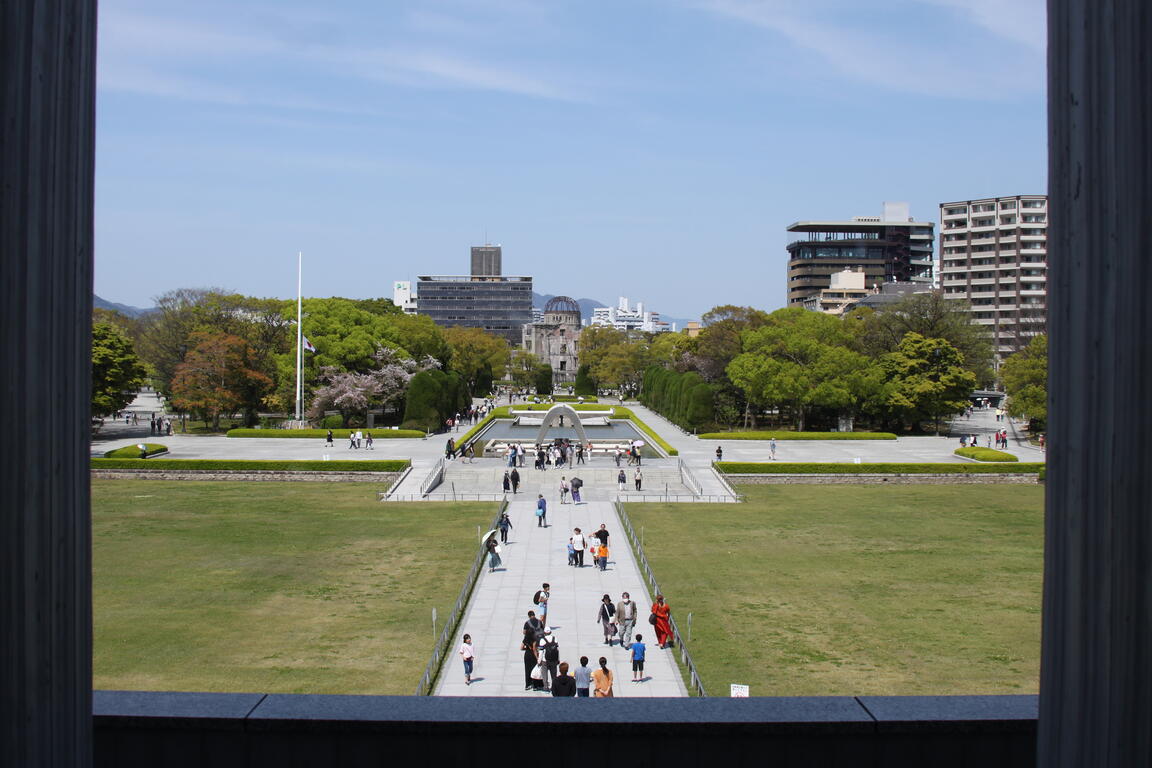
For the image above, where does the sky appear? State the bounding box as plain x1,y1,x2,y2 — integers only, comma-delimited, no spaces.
95,0,1048,319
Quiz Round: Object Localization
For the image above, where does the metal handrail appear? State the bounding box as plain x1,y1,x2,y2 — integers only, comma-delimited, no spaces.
420,458,446,496
617,492,741,504
614,499,708,697
415,497,509,696
677,458,703,496
710,464,742,501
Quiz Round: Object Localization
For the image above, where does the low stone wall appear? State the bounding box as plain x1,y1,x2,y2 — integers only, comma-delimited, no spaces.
727,473,1041,485
91,470,401,484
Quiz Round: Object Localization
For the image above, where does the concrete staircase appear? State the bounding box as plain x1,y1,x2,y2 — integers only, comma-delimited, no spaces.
440,458,691,499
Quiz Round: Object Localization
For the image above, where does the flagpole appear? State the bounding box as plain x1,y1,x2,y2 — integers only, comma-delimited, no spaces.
295,252,303,423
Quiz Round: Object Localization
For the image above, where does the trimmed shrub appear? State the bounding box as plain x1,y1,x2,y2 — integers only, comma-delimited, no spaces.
955,447,1019,462
716,462,1045,474
227,428,424,439
698,431,899,441
685,383,715,431
92,458,410,471
403,369,446,432
534,365,553,395
104,443,168,458
551,395,598,403
319,414,344,429
574,365,596,396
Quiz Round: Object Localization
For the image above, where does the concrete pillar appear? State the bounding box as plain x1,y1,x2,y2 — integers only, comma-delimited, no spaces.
1,2,97,766
1040,0,1152,764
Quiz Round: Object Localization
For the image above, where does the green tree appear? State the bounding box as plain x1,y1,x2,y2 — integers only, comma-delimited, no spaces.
574,364,596,396
848,292,995,387
1000,334,1047,429
695,305,771,381
534,364,554,395
91,322,148,417
727,308,877,431
882,333,977,435
443,326,510,396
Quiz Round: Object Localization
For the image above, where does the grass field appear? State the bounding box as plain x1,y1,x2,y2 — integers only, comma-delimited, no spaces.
92,480,498,695
626,484,1044,697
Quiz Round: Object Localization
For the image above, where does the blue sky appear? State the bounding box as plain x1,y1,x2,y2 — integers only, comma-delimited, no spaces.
95,0,1047,319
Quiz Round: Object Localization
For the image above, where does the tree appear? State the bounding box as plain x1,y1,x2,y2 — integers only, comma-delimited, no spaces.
91,322,147,416
694,305,770,381
509,351,543,391
881,333,977,435
727,308,877,432
534,364,554,395
443,326,510,396
1000,334,1047,429
574,364,596,396
306,347,438,427
848,292,995,387
169,332,272,430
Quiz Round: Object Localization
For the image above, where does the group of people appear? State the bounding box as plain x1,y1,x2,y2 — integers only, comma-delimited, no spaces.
149,414,172,436
613,445,643,467
444,437,476,461
331,429,374,449
532,439,585,470
616,468,643,491
567,524,610,569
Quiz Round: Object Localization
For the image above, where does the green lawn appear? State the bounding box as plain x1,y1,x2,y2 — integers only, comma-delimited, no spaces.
626,484,1044,697
92,480,497,695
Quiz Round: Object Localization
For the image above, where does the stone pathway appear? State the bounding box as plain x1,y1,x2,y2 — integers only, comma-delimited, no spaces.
434,498,687,697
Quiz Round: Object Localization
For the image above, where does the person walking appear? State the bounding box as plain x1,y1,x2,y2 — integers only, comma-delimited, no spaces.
497,513,513,544
502,471,511,494
634,468,643,491
534,583,550,627
617,468,627,492
560,476,570,504
348,432,357,450
485,535,501,573
596,541,609,571
616,592,637,648
651,594,672,649
594,523,610,550
598,594,616,645
445,437,455,460
459,634,475,686
576,443,585,465
522,628,540,691
510,468,521,494
770,437,777,460
551,662,576,696
574,656,593,697
592,657,614,698
540,632,560,692
614,447,622,467
570,476,583,504
571,528,586,567
365,432,374,450
325,429,334,447
631,634,647,683
715,445,723,462
355,430,363,449
536,494,547,527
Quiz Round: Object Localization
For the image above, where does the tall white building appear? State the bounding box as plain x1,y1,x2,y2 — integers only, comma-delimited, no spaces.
392,281,417,314
590,297,672,333
939,195,1048,359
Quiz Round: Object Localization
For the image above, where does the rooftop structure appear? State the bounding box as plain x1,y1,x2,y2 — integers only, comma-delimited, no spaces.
411,246,533,345
590,296,673,333
786,202,935,308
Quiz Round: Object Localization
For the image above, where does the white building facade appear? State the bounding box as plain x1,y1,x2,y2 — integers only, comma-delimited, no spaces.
939,195,1048,358
589,297,672,333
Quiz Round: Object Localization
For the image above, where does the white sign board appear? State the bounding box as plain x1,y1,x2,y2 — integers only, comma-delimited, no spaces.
730,684,749,698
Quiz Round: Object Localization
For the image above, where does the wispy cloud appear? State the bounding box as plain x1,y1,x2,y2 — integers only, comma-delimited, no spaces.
97,5,580,106
691,0,1044,100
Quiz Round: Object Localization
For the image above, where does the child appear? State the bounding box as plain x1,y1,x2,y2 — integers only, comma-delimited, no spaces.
597,542,609,571
631,634,646,682
459,633,475,686
567,540,577,567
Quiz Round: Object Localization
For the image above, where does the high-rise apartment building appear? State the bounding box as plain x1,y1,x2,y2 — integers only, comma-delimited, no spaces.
939,195,1048,358
786,202,935,307
414,246,533,345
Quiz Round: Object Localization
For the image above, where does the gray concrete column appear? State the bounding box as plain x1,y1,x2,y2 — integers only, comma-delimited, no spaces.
1,2,97,766
1040,0,1152,764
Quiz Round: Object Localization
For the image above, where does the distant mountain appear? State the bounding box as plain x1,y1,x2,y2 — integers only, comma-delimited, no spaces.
532,292,607,323
94,295,152,317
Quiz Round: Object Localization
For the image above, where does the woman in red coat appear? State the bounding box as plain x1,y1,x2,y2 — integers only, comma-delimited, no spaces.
651,594,672,648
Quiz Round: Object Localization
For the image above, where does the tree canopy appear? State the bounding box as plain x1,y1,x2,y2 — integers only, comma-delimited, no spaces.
91,322,147,417
1000,334,1047,429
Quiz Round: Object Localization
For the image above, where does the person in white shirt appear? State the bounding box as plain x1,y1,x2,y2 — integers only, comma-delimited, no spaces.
458,634,475,686
570,528,586,568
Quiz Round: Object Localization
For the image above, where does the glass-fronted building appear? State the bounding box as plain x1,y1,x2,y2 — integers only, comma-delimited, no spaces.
785,203,935,307
416,274,533,345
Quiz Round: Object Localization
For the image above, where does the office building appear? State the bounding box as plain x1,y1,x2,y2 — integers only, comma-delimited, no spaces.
939,195,1048,358
414,246,533,345
391,281,417,314
786,202,935,307
522,296,582,385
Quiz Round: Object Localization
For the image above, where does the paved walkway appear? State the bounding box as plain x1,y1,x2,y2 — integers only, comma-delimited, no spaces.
434,498,687,697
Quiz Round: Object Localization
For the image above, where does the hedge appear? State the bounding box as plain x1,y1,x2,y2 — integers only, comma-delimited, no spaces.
104,443,168,458
91,459,410,472
954,447,1019,462
456,404,679,456
551,395,599,403
226,429,425,439
715,462,1045,474
698,431,899,441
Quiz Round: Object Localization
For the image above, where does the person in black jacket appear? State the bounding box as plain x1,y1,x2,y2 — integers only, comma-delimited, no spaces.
551,662,577,697
541,632,560,691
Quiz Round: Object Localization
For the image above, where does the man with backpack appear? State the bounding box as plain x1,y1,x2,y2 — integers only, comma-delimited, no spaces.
533,583,551,627
535,494,547,527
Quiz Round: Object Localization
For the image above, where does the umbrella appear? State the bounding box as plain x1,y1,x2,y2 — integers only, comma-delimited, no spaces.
480,528,498,544
632,440,646,447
